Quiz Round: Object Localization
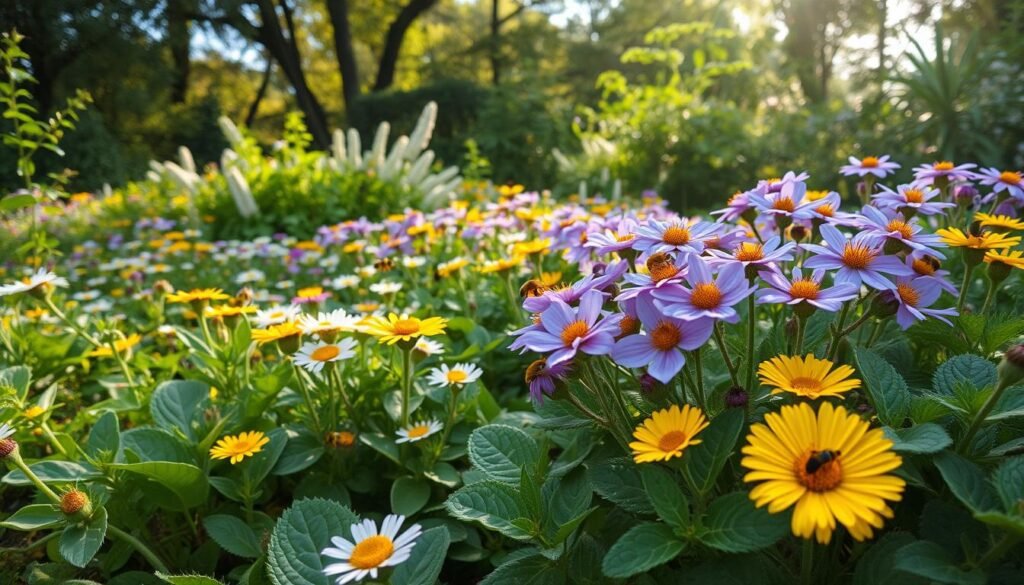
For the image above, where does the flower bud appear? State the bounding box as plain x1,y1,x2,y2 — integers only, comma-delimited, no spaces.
60,489,93,519
954,184,977,206
997,344,1024,390
788,224,808,242
871,292,899,319
638,373,658,395
725,386,749,408
153,279,174,298
0,438,17,459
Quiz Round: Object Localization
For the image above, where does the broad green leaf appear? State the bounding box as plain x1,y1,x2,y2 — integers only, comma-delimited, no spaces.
855,348,911,426
59,507,108,568
0,193,35,213
267,498,359,585
973,511,1024,536
272,427,324,476
602,522,685,578
243,428,288,485
151,380,211,441
588,458,655,515
358,432,401,465
0,503,63,530
86,410,120,460
203,514,262,558
109,461,209,510
883,423,952,454
701,492,788,553
3,461,103,485
933,452,997,513
391,476,431,516
390,526,450,585
445,480,533,541
683,408,745,495
992,456,1024,511
120,427,194,464
933,355,996,395
468,424,539,483
853,533,926,585
893,541,986,585
640,466,689,529
157,575,226,585
480,552,565,585
988,386,1024,421
0,365,31,399
424,461,460,488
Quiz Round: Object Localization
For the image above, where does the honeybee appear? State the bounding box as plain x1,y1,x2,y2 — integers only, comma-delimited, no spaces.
805,450,840,474
374,257,395,272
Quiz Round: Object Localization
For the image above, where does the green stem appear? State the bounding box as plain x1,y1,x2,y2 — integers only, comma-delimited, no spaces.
39,422,69,458
107,524,170,573
400,346,414,426
977,533,1021,569
826,301,852,359
292,367,323,436
8,449,62,505
957,263,976,312
794,314,807,355
745,294,757,391
693,347,705,411
800,538,815,585
714,323,739,386
960,378,1012,453
980,278,997,316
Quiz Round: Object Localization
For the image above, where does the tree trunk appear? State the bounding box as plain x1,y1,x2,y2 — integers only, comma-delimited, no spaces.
167,0,192,104
246,56,273,127
490,0,500,85
254,0,331,148
373,0,439,91
326,0,361,110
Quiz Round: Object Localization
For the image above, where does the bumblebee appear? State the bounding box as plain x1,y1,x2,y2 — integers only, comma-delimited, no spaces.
374,257,395,272
805,450,840,474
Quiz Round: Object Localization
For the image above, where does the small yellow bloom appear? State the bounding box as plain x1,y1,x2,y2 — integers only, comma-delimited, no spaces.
478,257,524,274
984,249,1024,270
758,354,861,399
209,431,270,464
252,322,303,345
166,288,230,304
89,333,143,358
629,404,709,463
24,405,46,419
936,227,1020,250
361,313,447,345
975,213,1024,231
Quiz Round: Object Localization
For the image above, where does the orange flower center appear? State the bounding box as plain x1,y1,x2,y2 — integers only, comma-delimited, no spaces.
616,233,635,242
311,346,341,361
619,314,640,336
886,220,913,239
405,424,432,439
789,377,823,395
795,451,843,492
690,283,723,309
391,319,421,335
815,204,834,217
735,242,764,262
841,244,874,269
903,189,925,203
860,156,879,168
349,535,394,569
896,282,919,307
561,320,590,345
650,321,682,351
789,279,820,300
999,171,1022,184
657,430,689,452
934,161,954,171
662,225,691,246
772,197,796,212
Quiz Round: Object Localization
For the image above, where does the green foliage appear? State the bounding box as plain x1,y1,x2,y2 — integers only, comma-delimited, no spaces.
267,499,359,585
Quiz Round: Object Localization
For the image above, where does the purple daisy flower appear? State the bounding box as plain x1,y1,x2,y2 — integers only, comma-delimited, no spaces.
509,289,622,367
611,297,714,383
652,254,754,324
616,253,687,304
585,217,640,256
905,254,958,295
872,184,954,216
524,359,570,404
882,276,958,329
711,189,756,222
748,177,817,221
840,155,901,178
756,267,859,312
521,260,627,313
803,224,913,290
706,235,796,272
910,161,977,187
631,218,721,255
856,206,946,258
975,167,1024,200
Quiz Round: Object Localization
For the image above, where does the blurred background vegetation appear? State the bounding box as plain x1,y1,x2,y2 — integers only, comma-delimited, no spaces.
1,0,1022,212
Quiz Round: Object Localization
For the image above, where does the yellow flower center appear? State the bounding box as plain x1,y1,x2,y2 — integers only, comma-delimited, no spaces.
657,430,689,452
897,282,919,307
662,225,691,246
311,346,341,362
934,161,954,171
735,242,764,262
619,314,640,337
690,283,723,310
815,203,834,217
841,244,874,269
616,233,635,242
391,319,421,336
789,279,820,300
796,451,844,492
789,377,823,395
405,424,432,439
999,171,1022,185
772,197,796,212
349,535,394,570
886,220,913,239
650,321,682,351
561,320,590,346
446,370,468,383
903,189,925,203
860,156,879,168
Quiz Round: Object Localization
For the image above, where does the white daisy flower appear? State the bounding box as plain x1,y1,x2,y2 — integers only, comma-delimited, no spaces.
72,290,101,302
413,338,444,356
395,419,443,444
293,339,357,374
369,281,403,295
356,266,377,279
0,422,14,440
254,305,300,328
321,514,422,585
332,275,361,289
298,309,363,335
0,269,69,297
235,269,266,284
402,256,427,269
426,363,483,387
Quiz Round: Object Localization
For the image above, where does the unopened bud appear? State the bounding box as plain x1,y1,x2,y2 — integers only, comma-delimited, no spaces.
153,279,174,297
638,373,658,394
954,184,977,206
725,386,749,408
871,292,899,319
0,438,17,459
60,489,92,518
997,344,1024,390
788,224,808,242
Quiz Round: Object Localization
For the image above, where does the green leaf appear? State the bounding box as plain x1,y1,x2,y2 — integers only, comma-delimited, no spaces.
59,507,108,568
0,193,35,213
424,461,460,488
701,492,789,553
267,498,359,585
683,408,745,495
588,457,655,515
390,526,450,585
893,541,986,585
109,461,209,510
391,476,431,516
445,480,533,541
3,461,103,485
853,533,925,585
480,552,565,585
993,456,1024,511
602,522,685,578
468,424,539,483
151,380,211,441
272,427,324,476
973,511,1024,536
0,365,31,399
933,452,997,513
86,410,120,460
1,503,63,530
933,355,996,395
855,348,911,426
243,428,288,485
120,427,193,464
640,466,689,529
358,432,401,465
203,514,262,559
157,575,226,585
883,423,952,454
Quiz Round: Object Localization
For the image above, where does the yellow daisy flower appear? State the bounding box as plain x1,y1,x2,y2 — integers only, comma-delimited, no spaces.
975,213,1024,232
361,313,447,345
88,333,143,358
204,305,257,319
251,322,303,345
629,404,709,463
758,354,861,399
478,257,524,274
741,402,905,544
984,249,1024,270
209,431,270,464
936,227,1020,250
166,288,230,304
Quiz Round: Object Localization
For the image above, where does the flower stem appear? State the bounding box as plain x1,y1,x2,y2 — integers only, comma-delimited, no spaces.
292,366,322,436
744,294,757,391
978,533,1021,569
800,539,815,585
980,278,997,316
693,347,706,411
714,323,739,386
8,448,62,505
107,524,170,573
957,263,976,312
959,378,1011,453
400,346,414,426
